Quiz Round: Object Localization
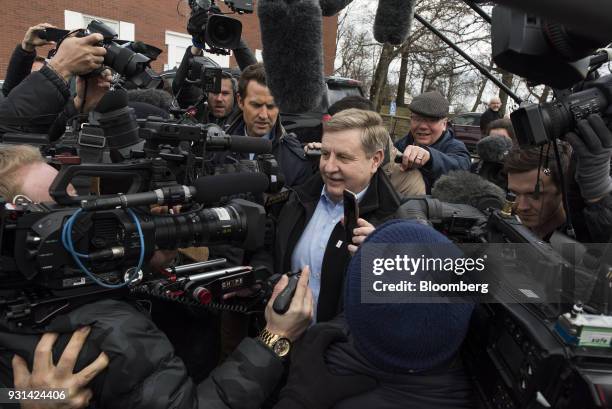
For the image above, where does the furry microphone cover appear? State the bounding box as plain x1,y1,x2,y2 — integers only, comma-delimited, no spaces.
432,170,506,210
374,0,416,45
258,0,326,113
476,135,514,163
319,0,354,16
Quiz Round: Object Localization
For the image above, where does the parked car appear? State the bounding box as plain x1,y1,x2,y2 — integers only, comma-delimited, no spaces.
282,76,365,144
449,112,483,154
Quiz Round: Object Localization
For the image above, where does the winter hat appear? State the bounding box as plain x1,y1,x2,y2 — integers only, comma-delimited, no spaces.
344,219,474,373
408,91,450,118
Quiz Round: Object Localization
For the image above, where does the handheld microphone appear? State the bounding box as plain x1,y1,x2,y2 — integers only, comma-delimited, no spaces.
373,0,416,45
258,0,325,113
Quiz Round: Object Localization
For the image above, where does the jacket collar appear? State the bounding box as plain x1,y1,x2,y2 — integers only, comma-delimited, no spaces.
291,169,401,218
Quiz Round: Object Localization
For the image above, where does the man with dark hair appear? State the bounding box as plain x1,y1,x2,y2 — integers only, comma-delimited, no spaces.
205,71,238,125
221,63,312,187
327,95,375,116
504,144,571,240
394,91,471,193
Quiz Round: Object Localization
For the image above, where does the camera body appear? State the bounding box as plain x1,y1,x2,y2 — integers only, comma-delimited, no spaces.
187,0,254,55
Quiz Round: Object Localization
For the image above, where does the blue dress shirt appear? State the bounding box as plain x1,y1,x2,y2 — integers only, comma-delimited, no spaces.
291,185,368,319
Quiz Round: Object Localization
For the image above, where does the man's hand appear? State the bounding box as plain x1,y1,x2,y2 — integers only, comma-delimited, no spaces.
74,69,113,113
565,114,612,202
347,218,375,256
264,266,313,342
147,205,180,270
304,142,322,154
12,327,109,409
22,23,56,52
47,34,106,81
400,145,430,170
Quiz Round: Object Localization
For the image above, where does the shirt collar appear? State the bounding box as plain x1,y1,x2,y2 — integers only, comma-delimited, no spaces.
320,185,369,205
244,123,274,141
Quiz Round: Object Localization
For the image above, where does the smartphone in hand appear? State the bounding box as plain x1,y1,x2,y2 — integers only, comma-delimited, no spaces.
343,189,359,247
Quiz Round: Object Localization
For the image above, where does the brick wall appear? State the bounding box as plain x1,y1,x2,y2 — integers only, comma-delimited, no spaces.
0,0,338,79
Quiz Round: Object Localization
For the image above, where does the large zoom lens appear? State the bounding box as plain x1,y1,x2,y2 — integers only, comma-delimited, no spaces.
152,199,265,251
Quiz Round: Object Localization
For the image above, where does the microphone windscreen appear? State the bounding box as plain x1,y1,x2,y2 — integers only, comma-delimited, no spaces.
258,0,325,113
193,172,270,203
374,0,415,45
229,135,273,154
319,0,353,16
432,170,505,211
95,89,129,113
476,135,514,163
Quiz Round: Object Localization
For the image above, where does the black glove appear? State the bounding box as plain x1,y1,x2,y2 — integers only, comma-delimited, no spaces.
565,114,612,201
274,324,377,409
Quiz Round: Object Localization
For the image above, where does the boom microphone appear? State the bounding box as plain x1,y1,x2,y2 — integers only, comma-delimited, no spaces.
258,0,325,113
431,170,505,211
476,135,513,163
373,0,416,45
319,0,354,16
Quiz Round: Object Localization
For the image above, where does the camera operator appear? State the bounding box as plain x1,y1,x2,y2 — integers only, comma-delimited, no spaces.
0,144,317,409
504,143,572,241
565,114,612,243
2,23,57,97
0,33,108,138
172,40,256,116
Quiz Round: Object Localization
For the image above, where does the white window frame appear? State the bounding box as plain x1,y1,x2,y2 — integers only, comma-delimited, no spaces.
64,10,134,41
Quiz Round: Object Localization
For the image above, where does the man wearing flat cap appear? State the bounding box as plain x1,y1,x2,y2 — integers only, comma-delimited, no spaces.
394,90,471,192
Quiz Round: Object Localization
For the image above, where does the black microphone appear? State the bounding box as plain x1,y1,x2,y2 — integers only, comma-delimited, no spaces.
320,0,353,16
258,0,325,113
373,0,416,45
431,170,506,211
81,173,272,210
206,135,272,154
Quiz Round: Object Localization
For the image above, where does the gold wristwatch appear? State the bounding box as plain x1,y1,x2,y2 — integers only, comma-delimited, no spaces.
258,328,292,358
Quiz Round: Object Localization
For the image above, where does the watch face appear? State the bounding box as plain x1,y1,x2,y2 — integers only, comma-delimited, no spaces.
273,338,291,357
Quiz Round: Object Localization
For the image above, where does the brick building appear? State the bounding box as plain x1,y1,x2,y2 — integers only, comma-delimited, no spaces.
1,0,338,79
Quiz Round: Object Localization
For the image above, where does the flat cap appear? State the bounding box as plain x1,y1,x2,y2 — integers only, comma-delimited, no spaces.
408,91,450,118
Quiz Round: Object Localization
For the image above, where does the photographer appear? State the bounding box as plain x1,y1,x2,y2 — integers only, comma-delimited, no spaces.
2,23,56,97
172,40,256,115
0,33,108,137
565,114,612,243
0,143,316,409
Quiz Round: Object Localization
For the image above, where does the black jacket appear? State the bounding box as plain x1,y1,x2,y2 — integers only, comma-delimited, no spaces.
217,112,313,188
0,65,71,137
2,44,36,97
395,129,471,193
479,108,502,134
322,317,475,409
0,299,283,409
273,170,401,322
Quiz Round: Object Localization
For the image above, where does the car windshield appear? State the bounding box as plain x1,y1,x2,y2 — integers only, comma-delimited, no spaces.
453,115,480,126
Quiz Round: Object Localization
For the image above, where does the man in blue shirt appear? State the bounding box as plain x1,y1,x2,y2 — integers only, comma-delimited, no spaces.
273,109,402,322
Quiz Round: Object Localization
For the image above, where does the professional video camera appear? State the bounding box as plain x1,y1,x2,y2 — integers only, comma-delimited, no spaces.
491,5,612,146
187,0,254,55
0,174,267,327
399,194,612,408
42,20,161,88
